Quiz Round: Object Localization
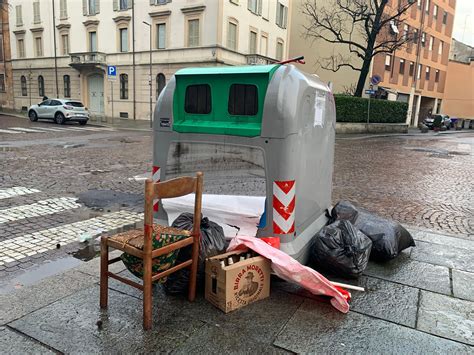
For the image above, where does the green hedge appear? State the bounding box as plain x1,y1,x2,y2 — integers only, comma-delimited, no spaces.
334,94,408,123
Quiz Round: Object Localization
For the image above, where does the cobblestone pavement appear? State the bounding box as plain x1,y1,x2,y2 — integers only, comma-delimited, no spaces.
333,134,473,238
0,114,473,284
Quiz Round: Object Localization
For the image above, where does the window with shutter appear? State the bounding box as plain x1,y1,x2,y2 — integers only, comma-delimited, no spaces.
89,31,97,52
276,41,283,61
18,39,25,58
276,3,287,28
16,5,23,26
21,76,27,96
156,23,166,49
120,0,128,10
438,41,443,56
188,19,199,47
62,34,69,55
261,35,268,56
38,76,45,97
120,28,128,52
33,1,41,24
227,22,237,50
35,37,43,57
60,0,68,19
0,74,5,92
63,75,71,97
248,0,261,14
120,74,128,99
249,31,257,54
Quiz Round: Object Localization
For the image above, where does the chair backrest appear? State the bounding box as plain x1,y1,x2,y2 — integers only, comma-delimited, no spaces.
144,172,203,239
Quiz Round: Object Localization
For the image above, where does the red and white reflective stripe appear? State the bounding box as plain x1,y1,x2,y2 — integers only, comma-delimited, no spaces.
152,166,161,212
273,180,296,234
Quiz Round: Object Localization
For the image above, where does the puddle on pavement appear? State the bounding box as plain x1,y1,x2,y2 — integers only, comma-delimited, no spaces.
77,189,142,210
0,256,83,295
70,241,100,262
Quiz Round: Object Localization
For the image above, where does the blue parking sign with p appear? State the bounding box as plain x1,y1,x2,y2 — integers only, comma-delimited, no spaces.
107,66,116,77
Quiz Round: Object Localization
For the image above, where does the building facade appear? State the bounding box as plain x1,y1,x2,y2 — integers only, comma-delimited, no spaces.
442,38,474,119
288,0,365,94
371,0,456,126
8,0,290,121
0,0,14,109
289,0,456,127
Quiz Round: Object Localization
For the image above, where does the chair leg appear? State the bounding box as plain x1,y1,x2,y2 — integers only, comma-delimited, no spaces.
188,235,200,302
143,255,153,330
99,236,109,309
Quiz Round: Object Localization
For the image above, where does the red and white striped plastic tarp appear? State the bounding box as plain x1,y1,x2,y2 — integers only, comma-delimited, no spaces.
152,166,161,212
273,180,296,235
227,235,350,313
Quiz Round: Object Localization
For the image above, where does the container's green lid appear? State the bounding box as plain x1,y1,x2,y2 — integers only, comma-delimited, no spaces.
173,64,280,137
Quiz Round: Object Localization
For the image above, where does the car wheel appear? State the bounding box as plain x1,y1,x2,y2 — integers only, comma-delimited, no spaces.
55,112,66,125
28,110,38,122
79,121,87,126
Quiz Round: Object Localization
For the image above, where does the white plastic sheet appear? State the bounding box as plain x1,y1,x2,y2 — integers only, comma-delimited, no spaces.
162,194,265,240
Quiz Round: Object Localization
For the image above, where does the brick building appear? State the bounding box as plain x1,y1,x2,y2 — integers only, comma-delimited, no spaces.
371,0,456,126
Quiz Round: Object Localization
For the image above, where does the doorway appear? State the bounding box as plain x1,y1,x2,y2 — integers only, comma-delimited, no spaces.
88,74,104,119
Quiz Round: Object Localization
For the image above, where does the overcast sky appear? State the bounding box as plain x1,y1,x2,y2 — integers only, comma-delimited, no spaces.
453,0,474,46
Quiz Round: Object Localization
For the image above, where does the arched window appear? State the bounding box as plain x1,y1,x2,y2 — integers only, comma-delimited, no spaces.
120,74,128,99
63,75,71,97
21,76,27,96
156,73,166,99
38,75,44,97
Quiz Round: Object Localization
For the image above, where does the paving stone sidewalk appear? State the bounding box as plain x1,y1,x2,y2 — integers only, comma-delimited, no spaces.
1,227,473,354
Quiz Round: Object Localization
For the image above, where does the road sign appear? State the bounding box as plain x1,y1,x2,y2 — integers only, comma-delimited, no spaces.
365,90,376,95
107,65,117,81
370,74,382,86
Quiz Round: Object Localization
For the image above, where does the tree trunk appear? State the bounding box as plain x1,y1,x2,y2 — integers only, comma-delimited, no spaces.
354,57,372,97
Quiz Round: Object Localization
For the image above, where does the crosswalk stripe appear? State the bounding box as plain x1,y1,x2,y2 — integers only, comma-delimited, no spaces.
9,127,47,133
31,127,65,132
0,129,21,134
0,186,41,200
0,197,81,224
0,210,143,266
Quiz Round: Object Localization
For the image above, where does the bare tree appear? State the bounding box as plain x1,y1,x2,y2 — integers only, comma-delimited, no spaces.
302,0,416,97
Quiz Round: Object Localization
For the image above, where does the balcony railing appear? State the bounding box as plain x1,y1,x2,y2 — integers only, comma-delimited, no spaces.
69,52,107,66
246,54,278,65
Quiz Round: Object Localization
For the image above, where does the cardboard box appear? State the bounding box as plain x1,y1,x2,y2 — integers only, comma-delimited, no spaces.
205,250,271,313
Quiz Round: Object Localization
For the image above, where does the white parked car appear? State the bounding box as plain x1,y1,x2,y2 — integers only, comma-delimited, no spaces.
28,99,89,125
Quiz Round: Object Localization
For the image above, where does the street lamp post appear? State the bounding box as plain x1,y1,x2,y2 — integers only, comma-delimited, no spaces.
143,21,153,128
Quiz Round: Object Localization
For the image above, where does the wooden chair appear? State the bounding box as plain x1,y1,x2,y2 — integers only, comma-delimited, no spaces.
100,172,203,330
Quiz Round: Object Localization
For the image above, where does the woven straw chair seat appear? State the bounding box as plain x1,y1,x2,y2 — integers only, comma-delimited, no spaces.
109,225,191,250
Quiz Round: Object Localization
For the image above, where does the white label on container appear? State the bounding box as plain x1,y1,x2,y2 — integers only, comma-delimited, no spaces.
314,92,326,127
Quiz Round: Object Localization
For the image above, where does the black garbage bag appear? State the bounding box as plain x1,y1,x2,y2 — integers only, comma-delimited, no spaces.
310,220,372,278
331,201,415,261
163,212,227,295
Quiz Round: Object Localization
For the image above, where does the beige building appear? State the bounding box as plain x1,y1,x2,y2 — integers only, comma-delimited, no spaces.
442,39,474,119
0,1,14,109
9,0,289,121
288,0,362,94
